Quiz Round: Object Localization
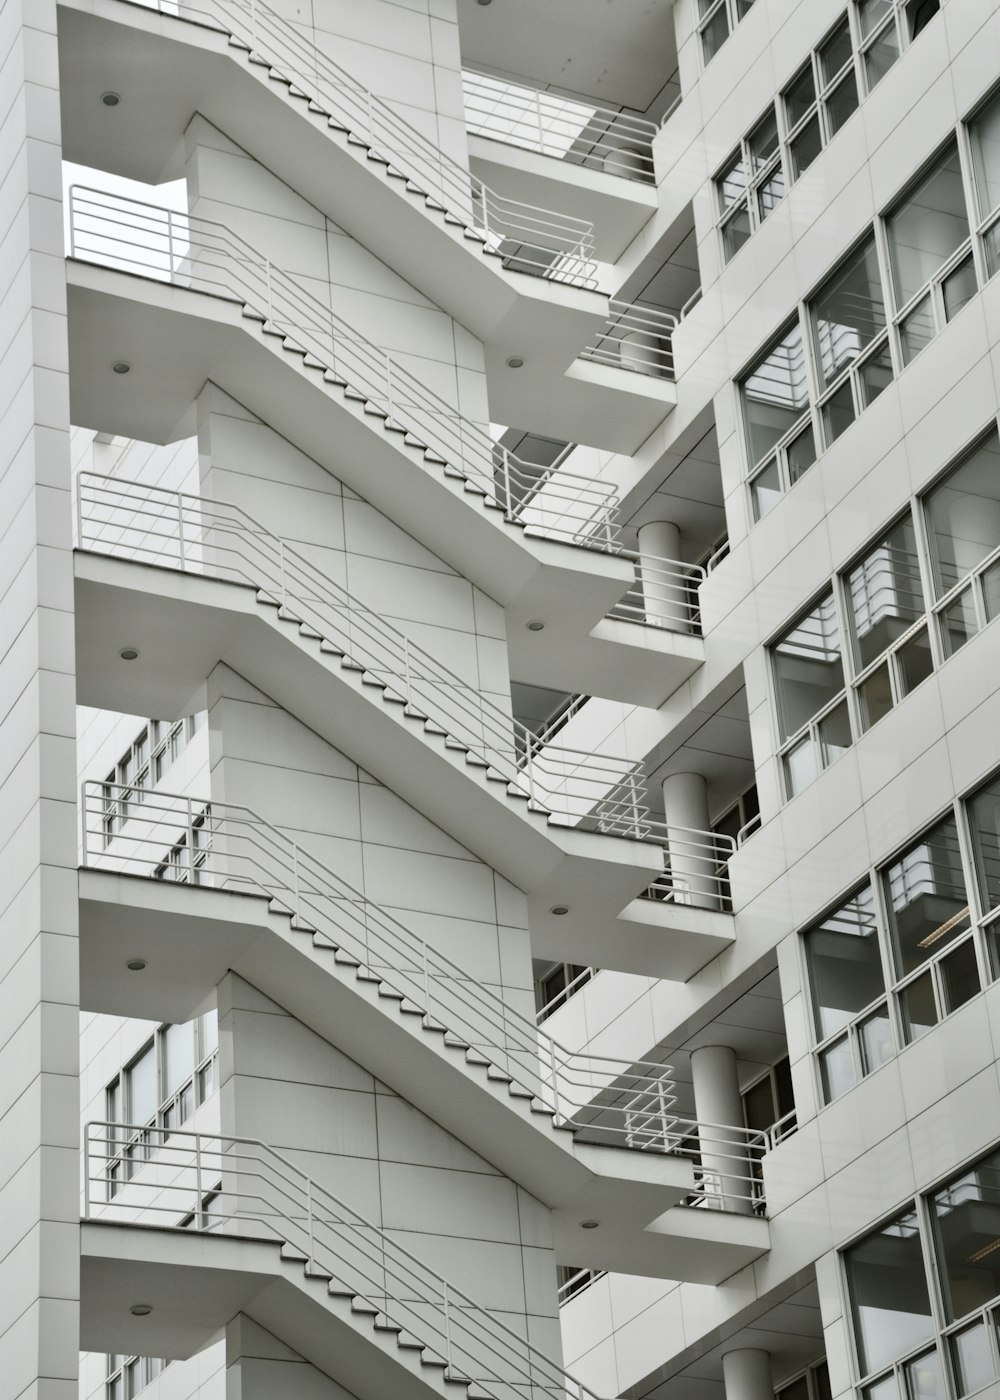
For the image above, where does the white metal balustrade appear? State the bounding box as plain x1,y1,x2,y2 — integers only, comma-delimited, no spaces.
83,1122,605,1400
109,0,599,287
580,299,680,381
461,69,657,185
80,781,688,1156
67,185,614,551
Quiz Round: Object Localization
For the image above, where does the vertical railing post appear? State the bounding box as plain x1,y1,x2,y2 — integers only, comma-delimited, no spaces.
548,1040,561,1122
278,538,286,608
658,1081,669,1152
524,738,537,809
186,796,196,883
80,782,89,868
177,493,186,568
83,1124,92,1219
385,354,395,422
291,840,301,922
68,187,77,260
535,90,545,156
166,208,175,281
194,1132,203,1228
442,1281,453,1380
422,941,432,1023
502,448,513,520
402,635,412,706
249,0,258,54
75,475,85,552
264,258,274,323
305,1176,315,1269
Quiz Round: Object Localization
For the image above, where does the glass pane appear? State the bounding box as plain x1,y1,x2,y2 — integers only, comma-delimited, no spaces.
887,141,971,307
787,421,818,482
818,19,853,86
751,458,782,519
814,1360,833,1400
897,625,934,695
931,1145,1000,1321
821,379,856,445
162,1022,195,1098
127,1044,157,1124
748,110,780,170
904,1347,944,1400
784,734,820,797
742,1074,777,1132
983,557,1000,621
907,0,939,40
863,1376,900,1400
819,1035,856,1102
883,814,970,975
847,505,926,668
859,338,895,407
784,64,816,129
773,591,845,740
825,71,860,135
756,165,786,222
969,84,1000,221
865,27,900,90
984,221,1000,281
924,431,1000,598
967,774,1000,916
942,253,978,322
899,968,938,1041
719,151,748,210
939,937,981,1014
200,1007,219,1057
900,294,936,365
818,697,852,765
805,885,883,1039
846,1210,935,1375
940,587,979,658
859,1004,894,1074
790,116,823,180
858,661,895,731
742,322,811,467
701,7,730,62
812,237,887,390
723,203,752,261
859,0,893,38
950,1321,994,1398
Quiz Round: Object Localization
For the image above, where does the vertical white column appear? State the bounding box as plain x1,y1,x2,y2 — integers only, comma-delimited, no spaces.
0,3,79,1395
723,1349,774,1400
690,1045,752,1214
662,771,721,909
637,520,690,631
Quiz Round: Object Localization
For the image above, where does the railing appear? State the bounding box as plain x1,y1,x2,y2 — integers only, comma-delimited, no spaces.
674,1122,769,1215
67,185,614,550
736,812,762,846
120,0,598,287
557,1268,606,1305
516,693,589,769
461,69,656,185
607,552,704,631
80,781,693,1158
536,965,596,1025
580,299,679,380
76,473,654,833
638,827,736,910
83,1121,607,1400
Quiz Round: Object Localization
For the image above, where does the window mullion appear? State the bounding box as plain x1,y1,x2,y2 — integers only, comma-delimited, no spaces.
909,495,943,668
870,862,905,1051
913,1192,952,1377
871,217,902,374
955,114,990,290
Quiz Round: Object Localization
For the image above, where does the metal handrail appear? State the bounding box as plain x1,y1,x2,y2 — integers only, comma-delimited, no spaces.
84,1120,606,1400
117,0,598,287
461,68,656,184
536,965,596,1024
580,298,679,380
76,473,650,832
607,550,704,631
67,185,615,551
81,780,693,1159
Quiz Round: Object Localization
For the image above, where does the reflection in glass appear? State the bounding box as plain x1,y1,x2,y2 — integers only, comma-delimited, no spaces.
899,968,938,1042
942,254,978,322
818,19,853,85
819,1035,856,1101
723,205,753,261
950,1321,994,1398
859,1005,894,1073
846,1210,935,1375
939,938,980,1015
773,592,844,740
822,381,856,445
983,558,1000,621
887,142,970,308
742,322,811,467
970,85,1000,222
785,735,820,798
826,73,859,135
931,1145,1000,1321
805,885,883,1039
865,27,900,89
788,422,819,482
784,65,816,130
967,774,1000,916
857,662,893,731
791,118,823,180
923,431,1000,598
900,295,936,365
811,237,887,391
751,459,782,520
819,698,852,765
903,1347,944,1400
940,588,978,657
859,340,895,407
897,626,934,696
847,516,924,670
882,814,970,976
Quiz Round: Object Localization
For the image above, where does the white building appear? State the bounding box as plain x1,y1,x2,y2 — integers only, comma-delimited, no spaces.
7,1,1000,1399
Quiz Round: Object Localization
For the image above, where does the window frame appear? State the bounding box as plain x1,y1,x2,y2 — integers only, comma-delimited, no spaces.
852,0,940,98
770,587,851,800
697,0,757,68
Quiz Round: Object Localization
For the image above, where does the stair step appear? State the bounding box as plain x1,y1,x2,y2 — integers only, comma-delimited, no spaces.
319,640,346,656
465,1050,490,1067
443,213,464,226
360,673,388,689
363,402,389,418
443,738,468,751
347,133,369,147
280,1244,309,1263
377,986,405,1002
304,1263,333,1282
328,1279,355,1298
334,950,362,967
486,1067,513,1083
341,658,365,671
350,1297,379,1316
443,1033,470,1050
228,35,252,51
356,970,381,983
529,1102,557,1117
323,369,348,387
366,151,390,166
465,754,489,768
399,1000,425,1016
374,1314,402,1332
508,1085,535,1099
424,452,448,465
344,387,368,402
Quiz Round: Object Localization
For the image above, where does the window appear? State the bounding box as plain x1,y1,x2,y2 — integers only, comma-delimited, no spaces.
742,322,817,519
966,770,1000,974
777,1360,833,1400
922,432,1000,656
153,807,213,884
712,784,760,845
534,961,593,1020
741,1054,795,1136
846,1210,941,1399
697,0,756,66
102,715,203,844
845,1150,1000,1400
970,86,1000,275
106,1011,220,1187
717,110,783,260
810,236,893,447
784,16,858,184
556,1265,606,1304
886,142,975,364
856,0,940,93
772,593,849,797
107,1355,166,1400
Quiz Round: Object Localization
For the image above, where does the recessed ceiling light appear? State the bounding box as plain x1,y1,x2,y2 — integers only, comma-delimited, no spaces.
126,959,147,972
477,0,493,6
581,1220,600,1230
101,92,121,107
130,1303,153,1316
112,361,130,375
505,356,524,369
526,619,544,632
119,647,139,661
550,905,569,916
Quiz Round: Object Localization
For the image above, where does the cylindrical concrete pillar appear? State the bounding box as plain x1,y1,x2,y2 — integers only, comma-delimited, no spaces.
722,1349,773,1400
637,520,690,631
619,327,663,376
661,770,721,909
690,1044,753,1214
